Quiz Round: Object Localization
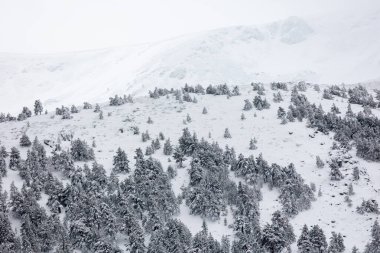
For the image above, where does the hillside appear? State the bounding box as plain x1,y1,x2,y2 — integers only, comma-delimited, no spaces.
0,82,379,252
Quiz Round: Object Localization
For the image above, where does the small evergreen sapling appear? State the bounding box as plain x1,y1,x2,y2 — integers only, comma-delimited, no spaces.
147,117,153,124
70,105,79,113
202,107,208,114
94,103,101,112
167,165,176,179
145,146,154,156
249,138,257,150
348,183,354,196
0,146,8,158
163,139,173,155
224,128,231,138
240,113,246,120
316,156,325,168
353,167,360,180
243,99,253,111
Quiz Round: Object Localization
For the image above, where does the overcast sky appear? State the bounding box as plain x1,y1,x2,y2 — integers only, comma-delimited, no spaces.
0,0,377,53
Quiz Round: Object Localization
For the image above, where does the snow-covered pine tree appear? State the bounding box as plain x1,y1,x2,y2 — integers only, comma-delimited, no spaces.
173,147,186,167
353,167,360,180
316,156,325,168
34,100,43,115
298,224,312,253
309,225,328,253
70,105,79,113
186,114,192,123
328,232,345,253
20,133,32,147
364,220,380,253
9,147,21,169
94,103,101,112
243,99,253,111
249,138,257,150
224,128,232,138
113,147,129,173
163,139,173,155
0,157,6,177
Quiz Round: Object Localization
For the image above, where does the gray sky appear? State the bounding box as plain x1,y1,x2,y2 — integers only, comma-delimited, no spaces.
0,0,377,53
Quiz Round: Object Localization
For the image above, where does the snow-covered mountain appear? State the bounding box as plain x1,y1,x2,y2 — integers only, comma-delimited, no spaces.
1,9,380,113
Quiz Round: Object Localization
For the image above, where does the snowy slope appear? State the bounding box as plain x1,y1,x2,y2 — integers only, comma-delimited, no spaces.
0,84,379,252
1,8,380,114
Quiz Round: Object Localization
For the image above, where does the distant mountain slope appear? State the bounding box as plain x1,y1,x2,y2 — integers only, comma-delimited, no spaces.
0,11,380,113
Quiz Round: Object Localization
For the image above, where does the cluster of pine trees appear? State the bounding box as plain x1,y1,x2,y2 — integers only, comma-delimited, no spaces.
286,86,380,161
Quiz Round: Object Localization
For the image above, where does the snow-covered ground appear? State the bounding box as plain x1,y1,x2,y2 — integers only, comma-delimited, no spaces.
0,84,378,251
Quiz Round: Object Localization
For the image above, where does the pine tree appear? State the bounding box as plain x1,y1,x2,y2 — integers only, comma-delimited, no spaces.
70,105,79,113
364,220,380,253
83,102,92,109
243,99,253,111
202,107,208,114
145,146,154,156
94,103,101,112
20,133,32,147
348,183,354,195
346,104,354,117
316,156,325,168
249,138,257,150
163,139,173,155
99,110,103,120
331,104,341,114
309,225,328,253
186,114,192,123
0,146,8,158
330,166,343,181
353,167,360,180
167,165,176,179
0,157,6,177
262,211,295,253
147,116,153,124
241,113,246,120
9,147,21,169
173,147,186,167
70,139,94,161
159,132,165,140
152,138,161,150
221,235,230,253
277,107,286,119
352,246,359,253
328,232,345,253
61,107,72,119
113,147,130,173
34,100,43,115
0,212,16,249
224,128,232,138
298,225,312,253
